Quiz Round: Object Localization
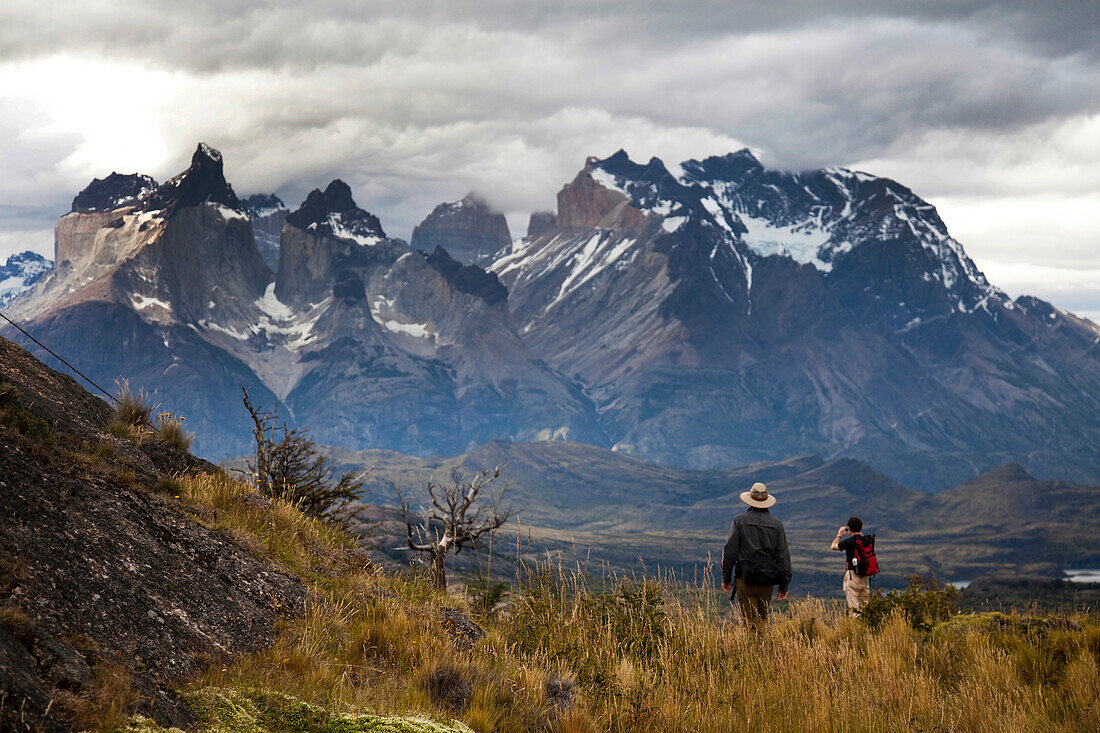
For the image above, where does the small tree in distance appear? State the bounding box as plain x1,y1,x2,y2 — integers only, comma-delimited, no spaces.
396,465,514,591
241,387,366,529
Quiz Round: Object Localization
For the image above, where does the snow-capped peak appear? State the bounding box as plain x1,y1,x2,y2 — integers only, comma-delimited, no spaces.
286,180,387,246
0,251,52,306
242,193,287,219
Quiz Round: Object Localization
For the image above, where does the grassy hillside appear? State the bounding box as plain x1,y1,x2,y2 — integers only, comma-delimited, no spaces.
124,471,1100,732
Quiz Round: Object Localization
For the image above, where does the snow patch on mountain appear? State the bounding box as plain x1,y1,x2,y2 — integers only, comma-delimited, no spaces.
130,294,172,312
256,282,293,319
214,204,249,223
317,212,382,247
369,294,436,340
737,213,834,270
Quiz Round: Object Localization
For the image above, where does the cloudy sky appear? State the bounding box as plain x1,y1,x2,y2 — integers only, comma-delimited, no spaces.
2,1,1098,318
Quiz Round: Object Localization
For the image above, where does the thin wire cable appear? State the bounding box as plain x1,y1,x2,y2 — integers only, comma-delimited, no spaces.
0,309,120,405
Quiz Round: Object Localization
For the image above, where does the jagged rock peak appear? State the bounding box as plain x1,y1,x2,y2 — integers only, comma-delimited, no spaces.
527,210,556,237
285,179,386,246
410,192,511,265
241,193,286,217
71,172,158,213
143,142,243,215
680,148,764,183
558,150,692,233
426,246,508,305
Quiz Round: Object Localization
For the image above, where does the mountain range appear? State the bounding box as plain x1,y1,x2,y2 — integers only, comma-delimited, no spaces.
5,143,1100,490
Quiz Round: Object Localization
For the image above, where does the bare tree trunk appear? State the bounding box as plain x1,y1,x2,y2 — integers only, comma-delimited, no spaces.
431,549,446,591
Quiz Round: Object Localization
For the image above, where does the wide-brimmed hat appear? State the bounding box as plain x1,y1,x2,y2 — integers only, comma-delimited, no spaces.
740,482,776,508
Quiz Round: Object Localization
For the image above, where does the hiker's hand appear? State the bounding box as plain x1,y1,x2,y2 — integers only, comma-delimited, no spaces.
722,582,732,594
777,590,789,601
838,526,849,535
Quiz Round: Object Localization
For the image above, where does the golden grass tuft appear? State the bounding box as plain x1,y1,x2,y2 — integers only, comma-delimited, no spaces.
154,411,194,450
113,379,154,428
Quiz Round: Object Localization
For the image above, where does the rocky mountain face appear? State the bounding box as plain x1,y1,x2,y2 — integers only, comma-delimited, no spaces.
242,193,287,271
491,150,1100,489
5,145,601,459
5,142,1100,489
0,334,305,732
410,193,511,265
0,250,51,306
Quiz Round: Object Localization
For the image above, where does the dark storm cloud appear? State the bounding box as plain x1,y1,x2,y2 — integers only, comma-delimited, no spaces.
4,0,1097,174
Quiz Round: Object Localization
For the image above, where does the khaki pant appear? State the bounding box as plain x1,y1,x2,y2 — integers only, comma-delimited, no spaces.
735,578,773,630
843,569,870,611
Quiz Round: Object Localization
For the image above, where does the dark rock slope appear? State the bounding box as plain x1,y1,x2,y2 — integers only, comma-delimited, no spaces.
0,335,305,732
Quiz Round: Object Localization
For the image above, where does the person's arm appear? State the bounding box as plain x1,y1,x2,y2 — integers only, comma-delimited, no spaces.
776,522,792,599
721,518,739,593
831,525,848,551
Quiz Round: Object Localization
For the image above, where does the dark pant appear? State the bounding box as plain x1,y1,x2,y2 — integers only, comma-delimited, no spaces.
735,578,773,630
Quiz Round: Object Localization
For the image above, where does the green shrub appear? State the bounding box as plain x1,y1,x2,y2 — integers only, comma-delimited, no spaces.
861,575,959,631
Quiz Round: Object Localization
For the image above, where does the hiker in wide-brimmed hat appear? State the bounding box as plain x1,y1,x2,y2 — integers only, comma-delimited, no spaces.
720,482,792,630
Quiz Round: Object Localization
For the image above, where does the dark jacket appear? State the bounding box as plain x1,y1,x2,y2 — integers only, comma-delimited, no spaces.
721,507,792,592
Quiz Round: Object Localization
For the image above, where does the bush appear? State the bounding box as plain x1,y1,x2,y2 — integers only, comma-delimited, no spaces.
155,410,194,451
861,575,959,631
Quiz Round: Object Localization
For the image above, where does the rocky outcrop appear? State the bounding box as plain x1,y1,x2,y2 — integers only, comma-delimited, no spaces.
143,143,244,215
275,180,403,307
242,193,287,271
426,247,507,306
0,335,305,731
526,210,556,237
71,173,157,214
410,193,511,265
555,153,651,233
5,143,277,458
285,179,385,244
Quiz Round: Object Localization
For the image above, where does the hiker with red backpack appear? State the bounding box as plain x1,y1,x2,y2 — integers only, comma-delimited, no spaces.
831,516,878,612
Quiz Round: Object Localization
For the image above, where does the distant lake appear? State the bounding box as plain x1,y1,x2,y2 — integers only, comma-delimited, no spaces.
950,570,1100,588
1064,569,1100,583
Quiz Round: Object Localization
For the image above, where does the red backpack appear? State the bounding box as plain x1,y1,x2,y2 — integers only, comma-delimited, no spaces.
852,534,879,577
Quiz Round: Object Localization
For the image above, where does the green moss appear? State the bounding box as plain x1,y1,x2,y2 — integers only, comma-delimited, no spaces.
118,688,472,733
934,611,1081,636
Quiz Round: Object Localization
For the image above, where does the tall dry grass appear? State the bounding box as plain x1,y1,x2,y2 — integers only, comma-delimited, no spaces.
158,472,1100,733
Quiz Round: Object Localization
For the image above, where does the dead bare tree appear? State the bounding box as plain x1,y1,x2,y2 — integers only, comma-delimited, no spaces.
395,465,514,591
241,387,367,529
